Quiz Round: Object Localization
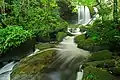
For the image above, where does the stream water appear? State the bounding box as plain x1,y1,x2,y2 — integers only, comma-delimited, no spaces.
0,61,17,80
39,35,90,80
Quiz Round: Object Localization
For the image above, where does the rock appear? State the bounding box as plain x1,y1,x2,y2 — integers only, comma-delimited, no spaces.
74,34,85,44
89,50,112,61
35,43,56,50
11,50,57,80
74,35,111,52
82,66,115,80
83,59,115,68
56,32,67,42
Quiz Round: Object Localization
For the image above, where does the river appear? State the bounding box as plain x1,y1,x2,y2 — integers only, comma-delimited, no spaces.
39,35,90,80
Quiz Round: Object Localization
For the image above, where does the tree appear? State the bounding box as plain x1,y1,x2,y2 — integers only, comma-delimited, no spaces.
113,0,118,24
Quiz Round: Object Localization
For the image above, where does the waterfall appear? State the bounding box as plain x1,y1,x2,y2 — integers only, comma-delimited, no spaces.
78,6,91,25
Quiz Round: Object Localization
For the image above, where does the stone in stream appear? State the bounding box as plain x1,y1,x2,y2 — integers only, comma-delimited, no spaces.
11,50,57,80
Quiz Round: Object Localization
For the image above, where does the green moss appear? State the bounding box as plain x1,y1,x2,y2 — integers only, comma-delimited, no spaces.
11,50,57,79
83,59,115,68
74,34,110,52
35,43,56,50
74,34,85,44
57,32,67,42
89,50,112,61
77,37,96,51
82,66,115,80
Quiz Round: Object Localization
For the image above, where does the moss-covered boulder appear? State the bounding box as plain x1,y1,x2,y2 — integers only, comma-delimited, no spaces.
35,43,56,50
74,34,85,44
89,50,112,61
57,32,67,42
74,35,110,52
83,59,115,68
11,50,57,80
82,66,115,80
78,38,95,51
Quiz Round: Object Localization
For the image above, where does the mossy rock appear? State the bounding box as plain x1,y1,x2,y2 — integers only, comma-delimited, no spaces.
74,34,85,44
76,37,96,51
11,50,57,80
35,43,56,50
56,32,67,42
75,35,110,52
82,66,115,80
83,59,115,68
89,50,112,61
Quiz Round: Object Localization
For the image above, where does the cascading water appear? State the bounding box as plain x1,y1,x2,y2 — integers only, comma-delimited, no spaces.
0,61,17,80
39,29,90,80
78,6,91,25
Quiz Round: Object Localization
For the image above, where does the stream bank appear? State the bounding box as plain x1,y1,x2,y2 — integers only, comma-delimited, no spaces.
74,34,120,80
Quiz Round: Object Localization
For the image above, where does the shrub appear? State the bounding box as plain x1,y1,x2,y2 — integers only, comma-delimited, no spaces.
0,26,34,54
89,50,112,61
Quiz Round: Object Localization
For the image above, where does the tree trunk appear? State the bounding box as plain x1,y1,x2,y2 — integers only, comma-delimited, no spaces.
113,0,118,24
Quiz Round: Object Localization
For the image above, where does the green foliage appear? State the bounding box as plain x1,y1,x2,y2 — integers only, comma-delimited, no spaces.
89,50,112,61
77,0,96,6
3,0,68,41
57,32,67,42
90,20,120,44
0,26,34,53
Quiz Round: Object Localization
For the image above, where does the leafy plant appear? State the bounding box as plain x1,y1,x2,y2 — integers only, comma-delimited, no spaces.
0,26,34,54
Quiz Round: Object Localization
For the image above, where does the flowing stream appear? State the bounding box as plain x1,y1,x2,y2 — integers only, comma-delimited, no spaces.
39,32,90,80
0,61,17,80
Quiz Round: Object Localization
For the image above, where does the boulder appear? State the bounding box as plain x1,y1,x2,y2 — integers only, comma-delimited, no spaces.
82,66,115,80
83,59,115,68
89,50,112,61
11,50,57,80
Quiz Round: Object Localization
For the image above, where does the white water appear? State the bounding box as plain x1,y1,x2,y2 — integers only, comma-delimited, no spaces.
78,6,91,25
0,61,17,80
68,28,82,35
40,29,90,80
